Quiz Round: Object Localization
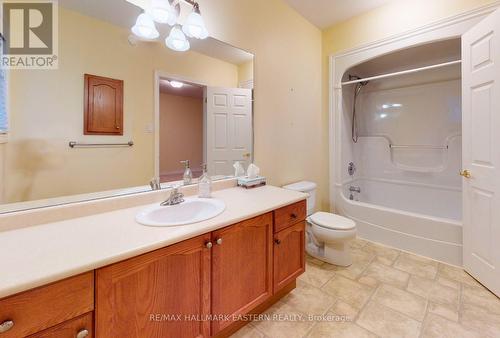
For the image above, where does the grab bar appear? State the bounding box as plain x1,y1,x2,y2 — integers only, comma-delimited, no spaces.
389,144,448,150
69,141,134,148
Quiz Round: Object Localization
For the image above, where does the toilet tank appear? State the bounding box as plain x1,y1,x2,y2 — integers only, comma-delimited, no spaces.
282,181,317,216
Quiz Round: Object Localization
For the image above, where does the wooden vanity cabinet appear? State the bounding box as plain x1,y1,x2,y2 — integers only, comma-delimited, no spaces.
1,200,305,338
273,200,306,292
211,213,273,335
273,222,306,292
0,272,94,338
95,234,212,338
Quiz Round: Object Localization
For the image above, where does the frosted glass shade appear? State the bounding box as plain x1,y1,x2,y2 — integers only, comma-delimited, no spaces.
182,11,208,39
131,13,159,40
149,0,177,25
165,26,190,52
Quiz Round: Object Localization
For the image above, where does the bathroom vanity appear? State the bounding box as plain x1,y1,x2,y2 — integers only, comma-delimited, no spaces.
0,186,306,338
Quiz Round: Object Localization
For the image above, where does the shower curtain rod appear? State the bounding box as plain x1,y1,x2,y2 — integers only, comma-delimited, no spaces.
341,60,462,86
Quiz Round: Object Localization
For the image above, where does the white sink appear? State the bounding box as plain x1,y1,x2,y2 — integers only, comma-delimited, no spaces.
136,197,226,227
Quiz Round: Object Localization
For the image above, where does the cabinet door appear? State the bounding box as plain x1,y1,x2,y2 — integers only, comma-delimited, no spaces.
274,221,305,292
211,213,273,334
96,235,211,338
84,74,123,135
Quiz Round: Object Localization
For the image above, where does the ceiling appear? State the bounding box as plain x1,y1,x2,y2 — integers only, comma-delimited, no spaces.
283,0,394,29
59,0,253,65
159,79,204,98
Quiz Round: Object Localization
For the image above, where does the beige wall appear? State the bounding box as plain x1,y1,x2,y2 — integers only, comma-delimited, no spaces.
196,0,326,209
4,7,238,203
159,93,203,176
238,61,254,85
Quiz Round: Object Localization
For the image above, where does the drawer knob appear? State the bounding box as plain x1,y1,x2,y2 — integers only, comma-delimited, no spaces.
216,238,223,245
76,329,89,338
291,213,298,219
205,241,213,249
274,239,281,245
0,320,14,333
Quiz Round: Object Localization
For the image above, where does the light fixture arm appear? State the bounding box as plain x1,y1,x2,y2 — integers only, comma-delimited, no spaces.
179,0,198,7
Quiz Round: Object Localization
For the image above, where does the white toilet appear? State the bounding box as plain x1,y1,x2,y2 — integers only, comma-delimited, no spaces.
283,181,357,266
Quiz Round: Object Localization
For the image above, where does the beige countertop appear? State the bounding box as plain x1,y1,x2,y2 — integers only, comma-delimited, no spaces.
0,185,307,299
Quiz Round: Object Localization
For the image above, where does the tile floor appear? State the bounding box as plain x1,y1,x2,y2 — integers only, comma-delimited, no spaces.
231,238,500,338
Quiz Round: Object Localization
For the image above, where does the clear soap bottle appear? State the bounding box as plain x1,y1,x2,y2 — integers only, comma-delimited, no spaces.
198,164,212,198
180,160,192,185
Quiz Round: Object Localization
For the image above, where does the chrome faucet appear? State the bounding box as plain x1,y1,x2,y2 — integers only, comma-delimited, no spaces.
161,186,184,206
349,186,361,193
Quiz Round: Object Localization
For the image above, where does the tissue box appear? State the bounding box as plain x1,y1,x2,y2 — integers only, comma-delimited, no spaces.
237,176,267,189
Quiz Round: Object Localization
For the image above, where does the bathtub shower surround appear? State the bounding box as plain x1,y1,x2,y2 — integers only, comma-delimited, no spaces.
336,39,464,266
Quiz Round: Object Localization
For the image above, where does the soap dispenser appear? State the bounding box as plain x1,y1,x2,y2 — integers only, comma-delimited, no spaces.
180,160,192,185
198,163,212,198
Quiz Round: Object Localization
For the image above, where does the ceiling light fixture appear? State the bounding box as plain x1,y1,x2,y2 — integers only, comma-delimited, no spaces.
182,3,208,39
165,25,190,52
169,80,184,88
131,12,160,40
131,0,209,52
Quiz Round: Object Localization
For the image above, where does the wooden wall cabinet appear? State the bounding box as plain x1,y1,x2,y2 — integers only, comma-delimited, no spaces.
84,74,123,135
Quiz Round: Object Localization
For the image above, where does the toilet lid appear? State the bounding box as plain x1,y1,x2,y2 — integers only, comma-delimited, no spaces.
309,212,356,230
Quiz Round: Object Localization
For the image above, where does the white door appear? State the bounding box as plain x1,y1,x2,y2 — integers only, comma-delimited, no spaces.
204,87,253,176
462,8,500,296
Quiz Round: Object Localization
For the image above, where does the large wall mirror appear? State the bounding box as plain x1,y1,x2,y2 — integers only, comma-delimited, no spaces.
0,0,254,213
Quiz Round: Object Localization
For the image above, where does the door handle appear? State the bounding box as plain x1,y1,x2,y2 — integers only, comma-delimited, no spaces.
460,169,471,179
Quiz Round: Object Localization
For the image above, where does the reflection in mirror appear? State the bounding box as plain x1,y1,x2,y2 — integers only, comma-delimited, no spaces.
0,0,254,213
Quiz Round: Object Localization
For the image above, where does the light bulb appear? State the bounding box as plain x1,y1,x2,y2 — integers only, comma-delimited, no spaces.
170,80,184,88
131,13,159,40
148,0,178,25
182,6,209,39
165,26,190,52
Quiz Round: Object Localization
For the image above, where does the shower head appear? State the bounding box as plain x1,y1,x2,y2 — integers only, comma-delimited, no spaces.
348,75,369,93
355,80,369,95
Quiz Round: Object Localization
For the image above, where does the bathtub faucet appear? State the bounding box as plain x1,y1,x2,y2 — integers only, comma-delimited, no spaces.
349,186,361,193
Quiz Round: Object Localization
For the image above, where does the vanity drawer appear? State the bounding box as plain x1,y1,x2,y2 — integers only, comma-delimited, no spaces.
273,200,306,233
27,312,93,338
0,272,94,338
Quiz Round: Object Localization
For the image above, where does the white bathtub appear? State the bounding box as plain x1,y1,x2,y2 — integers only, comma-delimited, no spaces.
336,178,463,265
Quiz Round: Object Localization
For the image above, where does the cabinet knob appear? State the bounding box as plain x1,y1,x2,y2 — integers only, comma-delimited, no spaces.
76,329,89,338
274,239,281,245
115,125,120,130
290,213,298,219
0,320,14,333
216,238,223,245
205,241,213,249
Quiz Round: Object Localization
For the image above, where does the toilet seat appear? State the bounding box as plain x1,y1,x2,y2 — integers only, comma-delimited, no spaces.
309,212,356,231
